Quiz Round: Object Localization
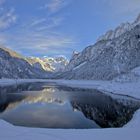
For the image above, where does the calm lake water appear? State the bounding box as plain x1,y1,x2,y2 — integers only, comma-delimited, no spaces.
0,82,140,129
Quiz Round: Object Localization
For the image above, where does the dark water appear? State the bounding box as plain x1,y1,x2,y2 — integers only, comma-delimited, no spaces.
0,82,140,129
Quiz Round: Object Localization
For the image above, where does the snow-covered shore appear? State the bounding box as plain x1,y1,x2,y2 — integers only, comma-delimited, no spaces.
0,109,140,140
0,79,48,86
0,79,140,140
0,79,140,99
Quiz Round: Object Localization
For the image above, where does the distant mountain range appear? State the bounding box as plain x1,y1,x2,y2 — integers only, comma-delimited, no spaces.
27,56,68,72
0,46,68,79
1,14,140,80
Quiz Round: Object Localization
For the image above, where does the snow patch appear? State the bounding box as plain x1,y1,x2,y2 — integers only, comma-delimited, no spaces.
73,62,87,70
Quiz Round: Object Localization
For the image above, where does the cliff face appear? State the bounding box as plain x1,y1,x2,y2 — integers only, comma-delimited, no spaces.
61,15,140,80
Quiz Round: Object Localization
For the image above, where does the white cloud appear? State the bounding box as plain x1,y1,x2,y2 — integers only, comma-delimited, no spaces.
47,0,65,13
28,16,64,31
0,0,75,57
0,8,17,30
4,28,76,56
39,0,68,13
30,18,46,27
36,17,64,31
0,0,17,47
104,0,140,15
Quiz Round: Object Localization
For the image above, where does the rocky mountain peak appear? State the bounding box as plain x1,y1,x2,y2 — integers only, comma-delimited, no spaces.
134,13,140,24
97,13,140,42
28,56,69,72
61,15,140,80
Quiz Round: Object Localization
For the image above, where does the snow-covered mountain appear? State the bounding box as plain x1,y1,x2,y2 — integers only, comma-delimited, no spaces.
113,66,140,82
27,56,68,72
97,14,140,41
1,14,140,80
0,46,48,79
0,45,68,79
57,14,140,80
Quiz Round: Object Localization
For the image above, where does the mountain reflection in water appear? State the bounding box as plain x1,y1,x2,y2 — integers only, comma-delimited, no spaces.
0,82,140,129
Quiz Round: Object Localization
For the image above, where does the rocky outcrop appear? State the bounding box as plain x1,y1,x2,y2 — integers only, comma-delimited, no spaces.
60,14,140,80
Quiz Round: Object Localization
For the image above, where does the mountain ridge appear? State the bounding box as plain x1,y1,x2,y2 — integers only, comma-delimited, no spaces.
0,46,68,79
97,14,140,41
56,14,140,80
1,14,140,80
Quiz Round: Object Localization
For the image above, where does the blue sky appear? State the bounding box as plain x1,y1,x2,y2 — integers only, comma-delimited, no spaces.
0,0,140,58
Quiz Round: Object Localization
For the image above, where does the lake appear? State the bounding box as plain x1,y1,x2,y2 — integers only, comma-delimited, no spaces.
0,82,140,129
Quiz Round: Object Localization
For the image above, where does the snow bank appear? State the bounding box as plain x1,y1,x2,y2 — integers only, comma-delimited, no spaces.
132,66,140,76
0,79,48,86
0,79,140,99
0,119,140,140
124,109,140,128
52,80,140,99
73,62,87,70
0,79,140,140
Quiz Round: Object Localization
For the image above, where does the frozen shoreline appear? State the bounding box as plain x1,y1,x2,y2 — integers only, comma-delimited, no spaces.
0,109,140,140
0,79,140,99
0,79,140,140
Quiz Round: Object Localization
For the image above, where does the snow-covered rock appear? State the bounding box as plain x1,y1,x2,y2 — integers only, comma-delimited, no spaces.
0,46,48,79
113,66,140,82
97,14,140,41
131,66,140,76
0,46,68,79
27,57,54,72
28,56,68,72
97,23,132,41
60,14,140,80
